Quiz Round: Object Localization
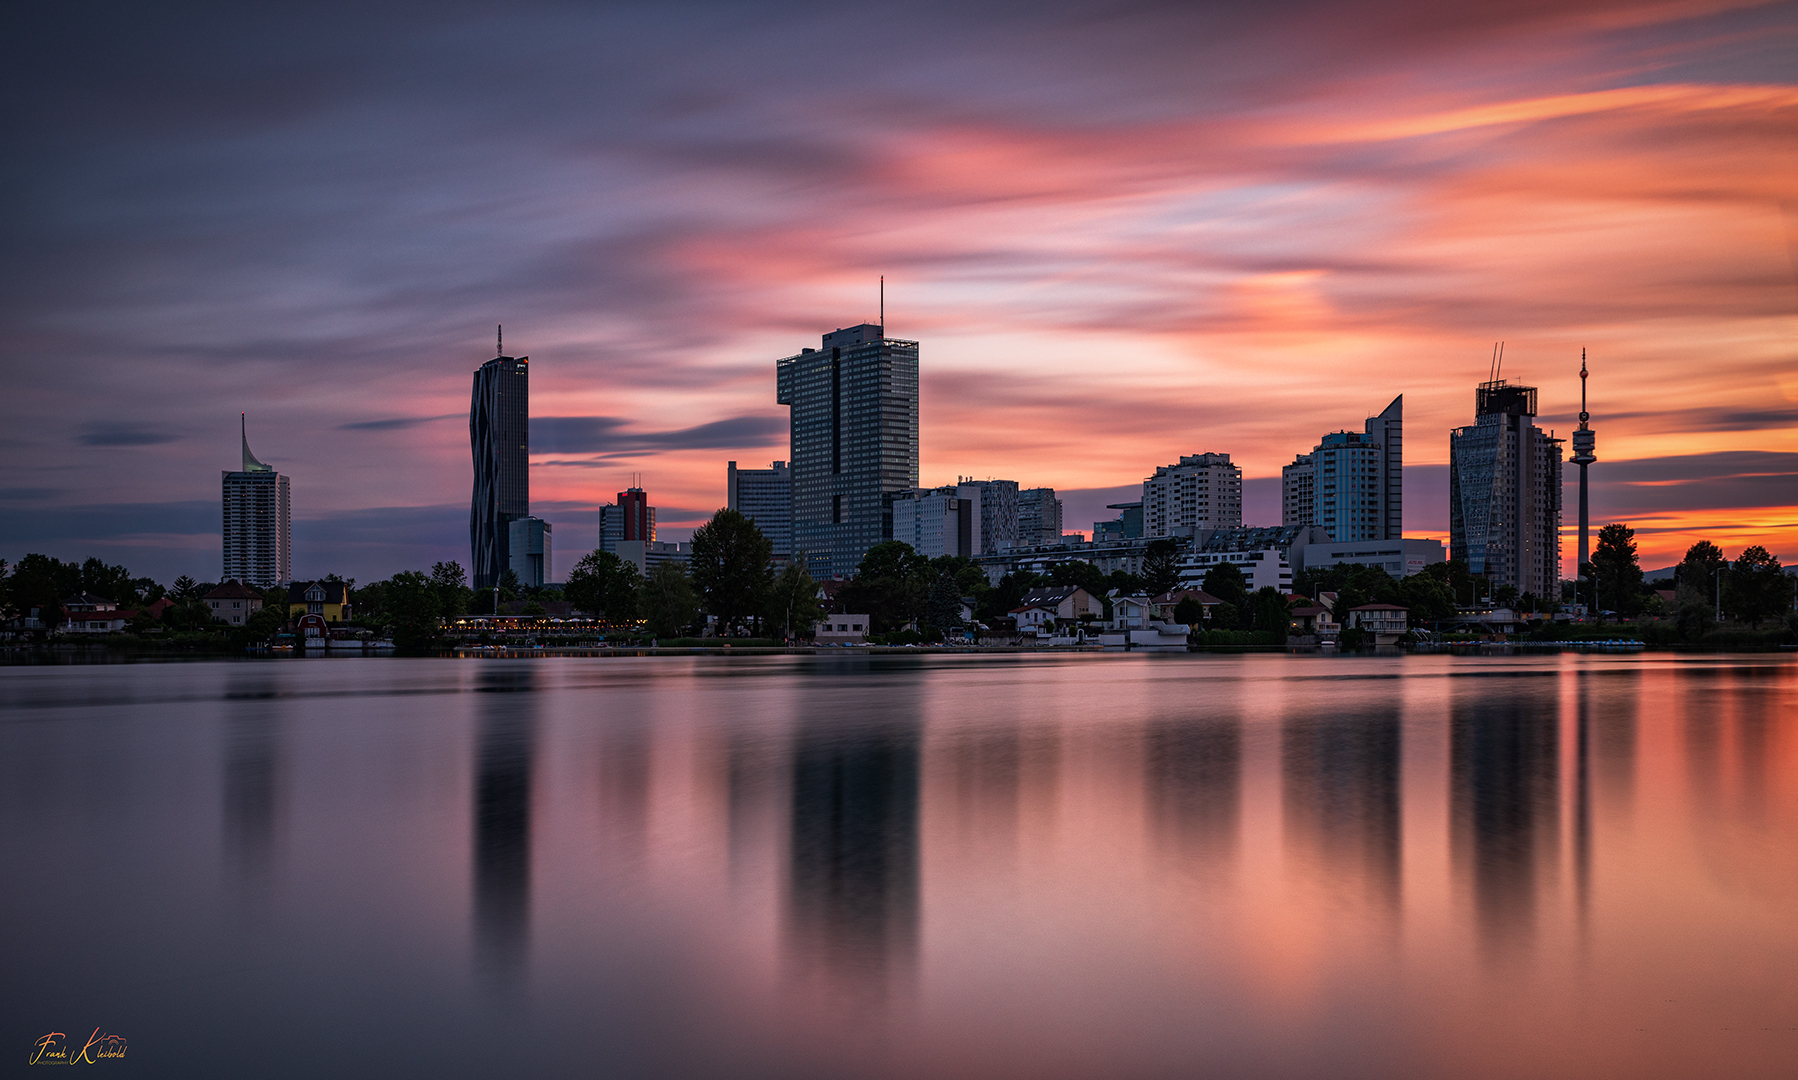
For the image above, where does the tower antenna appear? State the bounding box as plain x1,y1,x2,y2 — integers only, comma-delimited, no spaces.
1495,341,1504,382
497,324,502,357
880,276,884,334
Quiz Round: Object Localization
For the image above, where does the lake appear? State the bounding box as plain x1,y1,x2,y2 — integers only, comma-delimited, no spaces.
2,652,1795,1078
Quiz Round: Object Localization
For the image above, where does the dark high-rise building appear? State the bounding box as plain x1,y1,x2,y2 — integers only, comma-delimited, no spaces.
1450,380,1563,599
1291,396,1401,542
776,324,919,579
728,461,791,558
471,352,529,590
617,486,654,543
1281,453,1315,527
222,415,291,587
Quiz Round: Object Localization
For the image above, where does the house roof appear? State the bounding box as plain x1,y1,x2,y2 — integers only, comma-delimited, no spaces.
1151,588,1221,606
204,580,264,600
61,592,117,607
287,580,349,604
1019,586,1082,606
1289,605,1330,617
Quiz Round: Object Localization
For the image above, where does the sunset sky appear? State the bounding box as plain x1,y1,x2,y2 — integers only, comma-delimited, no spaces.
3,0,1795,583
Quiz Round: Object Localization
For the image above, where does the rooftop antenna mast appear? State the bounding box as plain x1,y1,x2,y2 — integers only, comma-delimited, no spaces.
880,276,884,336
497,324,502,357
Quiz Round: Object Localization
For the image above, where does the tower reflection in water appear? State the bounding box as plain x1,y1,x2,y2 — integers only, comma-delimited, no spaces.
785,685,921,996
1283,705,1401,911
1452,680,1559,952
222,697,283,900
1145,712,1241,872
472,666,536,994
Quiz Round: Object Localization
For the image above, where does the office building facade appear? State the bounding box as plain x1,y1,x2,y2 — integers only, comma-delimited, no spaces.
888,484,983,560
470,353,529,590
776,323,919,579
1449,380,1563,598
1143,453,1242,538
508,516,552,588
727,460,792,557
222,419,291,588
1017,487,1063,546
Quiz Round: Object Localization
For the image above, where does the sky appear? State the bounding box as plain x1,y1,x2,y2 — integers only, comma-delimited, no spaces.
2,0,1795,585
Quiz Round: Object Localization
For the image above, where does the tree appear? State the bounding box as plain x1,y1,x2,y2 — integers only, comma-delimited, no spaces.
430,561,471,618
690,508,774,635
1396,572,1457,626
640,562,699,638
1592,523,1643,617
1173,596,1207,627
838,541,930,633
1676,541,1728,609
1247,586,1291,643
766,557,826,641
1141,539,1182,596
172,575,200,600
925,571,964,641
565,550,641,622
385,570,442,653
1728,546,1786,627
978,570,1044,622
1202,563,1248,610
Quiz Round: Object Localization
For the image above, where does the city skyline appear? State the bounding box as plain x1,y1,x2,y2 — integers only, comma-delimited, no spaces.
4,1,1794,582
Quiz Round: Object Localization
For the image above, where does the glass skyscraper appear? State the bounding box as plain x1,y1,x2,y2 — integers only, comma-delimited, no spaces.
1450,380,1562,598
1285,395,1402,542
776,324,918,579
222,416,290,587
470,353,529,590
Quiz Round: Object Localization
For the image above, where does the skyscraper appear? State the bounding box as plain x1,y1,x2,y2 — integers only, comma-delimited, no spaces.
728,461,791,557
1016,487,1062,546
776,323,919,579
888,484,983,559
616,486,654,543
1450,380,1563,598
1143,453,1242,537
222,415,290,587
470,349,529,590
957,478,1020,552
1293,396,1402,542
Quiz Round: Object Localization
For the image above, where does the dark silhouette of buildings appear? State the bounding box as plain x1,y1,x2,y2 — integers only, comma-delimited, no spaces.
1450,378,1563,598
473,668,536,992
470,349,529,590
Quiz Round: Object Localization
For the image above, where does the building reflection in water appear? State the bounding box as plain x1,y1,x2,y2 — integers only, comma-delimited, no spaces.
1144,713,1241,872
1574,667,1640,918
472,667,536,995
1451,683,1559,953
222,705,283,899
1282,707,1401,910
785,689,921,996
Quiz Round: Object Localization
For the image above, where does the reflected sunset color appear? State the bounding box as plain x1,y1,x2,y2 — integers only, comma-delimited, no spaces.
4,653,1795,1077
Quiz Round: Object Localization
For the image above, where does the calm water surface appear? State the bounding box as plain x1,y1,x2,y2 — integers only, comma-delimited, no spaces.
3,653,1795,1078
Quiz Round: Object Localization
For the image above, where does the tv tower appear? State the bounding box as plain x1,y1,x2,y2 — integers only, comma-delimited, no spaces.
1571,350,1597,576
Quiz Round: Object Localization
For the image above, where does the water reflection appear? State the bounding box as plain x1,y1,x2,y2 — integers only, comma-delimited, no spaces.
1145,714,1241,871
1282,706,1401,910
472,667,536,994
1452,681,1559,952
222,710,282,898
786,690,921,995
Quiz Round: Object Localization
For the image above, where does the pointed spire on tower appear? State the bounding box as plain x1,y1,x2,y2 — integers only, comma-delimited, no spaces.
242,413,273,473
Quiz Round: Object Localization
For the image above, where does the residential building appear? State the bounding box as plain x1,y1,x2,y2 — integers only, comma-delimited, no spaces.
1282,454,1315,527
1150,588,1222,623
508,517,552,588
776,323,919,579
888,484,983,559
1016,586,1102,624
814,614,870,643
1449,379,1563,598
1294,396,1403,542
470,351,529,590
727,461,791,557
60,593,134,634
958,478,1020,553
1016,487,1063,546
1347,603,1409,644
286,580,351,623
1143,453,1242,538
222,416,291,588
204,580,264,626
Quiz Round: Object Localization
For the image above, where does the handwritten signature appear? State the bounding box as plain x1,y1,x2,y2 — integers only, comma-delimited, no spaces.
30,1030,126,1066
